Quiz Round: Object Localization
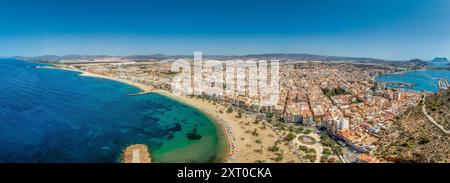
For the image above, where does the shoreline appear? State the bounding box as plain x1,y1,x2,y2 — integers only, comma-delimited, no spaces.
374,69,424,80
39,65,302,163
52,66,154,94
153,90,302,163
154,90,235,162
376,68,450,93
38,65,233,163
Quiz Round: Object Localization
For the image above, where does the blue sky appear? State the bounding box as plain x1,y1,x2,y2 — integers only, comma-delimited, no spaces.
0,0,449,60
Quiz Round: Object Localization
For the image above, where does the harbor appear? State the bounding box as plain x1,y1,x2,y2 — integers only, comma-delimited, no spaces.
376,69,450,93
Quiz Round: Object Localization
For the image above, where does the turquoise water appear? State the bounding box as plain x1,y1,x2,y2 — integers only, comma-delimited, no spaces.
0,59,227,163
376,69,450,92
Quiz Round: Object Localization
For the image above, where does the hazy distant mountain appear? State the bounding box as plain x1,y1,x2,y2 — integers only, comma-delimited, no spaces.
239,53,391,62
14,55,61,63
406,59,430,66
431,57,449,62
13,55,112,63
13,53,431,69
15,53,394,63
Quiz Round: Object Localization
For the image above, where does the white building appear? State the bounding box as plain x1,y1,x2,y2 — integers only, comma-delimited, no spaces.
334,117,350,131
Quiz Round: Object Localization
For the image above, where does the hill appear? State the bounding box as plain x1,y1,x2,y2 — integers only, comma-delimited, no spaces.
431,57,449,62
376,90,450,162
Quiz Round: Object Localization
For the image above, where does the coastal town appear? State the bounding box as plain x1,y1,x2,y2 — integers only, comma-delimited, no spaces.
4,1,450,181
46,56,442,163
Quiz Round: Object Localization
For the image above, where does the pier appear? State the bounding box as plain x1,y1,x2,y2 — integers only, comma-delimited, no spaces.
437,79,449,90
381,81,417,89
121,144,152,163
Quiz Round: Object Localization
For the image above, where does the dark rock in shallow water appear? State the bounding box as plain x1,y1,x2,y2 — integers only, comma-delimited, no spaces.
142,116,160,124
186,128,202,140
165,133,174,140
167,123,182,132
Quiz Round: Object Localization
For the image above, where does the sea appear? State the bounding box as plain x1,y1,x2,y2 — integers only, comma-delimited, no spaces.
376,62,450,92
0,59,227,163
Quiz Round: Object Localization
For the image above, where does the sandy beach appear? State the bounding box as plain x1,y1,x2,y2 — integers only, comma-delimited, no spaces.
43,66,302,163
156,90,301,163
40,66,154,94
77,70,154,94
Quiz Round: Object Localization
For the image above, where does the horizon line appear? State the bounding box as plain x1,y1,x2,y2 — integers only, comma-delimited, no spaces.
6,52,449,62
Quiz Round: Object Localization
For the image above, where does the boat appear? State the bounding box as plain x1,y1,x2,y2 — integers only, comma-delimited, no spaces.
186,128,202,140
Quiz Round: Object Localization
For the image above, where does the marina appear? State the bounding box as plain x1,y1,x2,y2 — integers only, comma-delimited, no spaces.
376,69,450,93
